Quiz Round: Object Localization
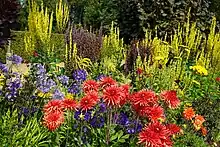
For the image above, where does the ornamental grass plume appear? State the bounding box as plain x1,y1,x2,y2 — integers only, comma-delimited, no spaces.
160,90,180,109
183,107,195,120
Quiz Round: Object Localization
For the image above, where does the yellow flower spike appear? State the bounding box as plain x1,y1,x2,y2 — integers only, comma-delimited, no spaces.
155,56,164,61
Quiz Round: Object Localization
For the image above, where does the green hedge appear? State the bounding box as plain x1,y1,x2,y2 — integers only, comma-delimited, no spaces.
0,31,66,62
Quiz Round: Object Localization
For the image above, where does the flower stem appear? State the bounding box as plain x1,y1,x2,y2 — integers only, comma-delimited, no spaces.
106,108,112,146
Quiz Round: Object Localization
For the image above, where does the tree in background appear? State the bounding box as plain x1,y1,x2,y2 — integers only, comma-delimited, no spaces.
0,0,21,48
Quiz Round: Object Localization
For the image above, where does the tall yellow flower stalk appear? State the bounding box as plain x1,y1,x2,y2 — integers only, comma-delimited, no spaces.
56,0,69,33
26,0,54,56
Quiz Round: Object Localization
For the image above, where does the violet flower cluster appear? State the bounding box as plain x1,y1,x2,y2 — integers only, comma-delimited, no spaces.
7,55,23,65
5,73,23,101
115,112,142,134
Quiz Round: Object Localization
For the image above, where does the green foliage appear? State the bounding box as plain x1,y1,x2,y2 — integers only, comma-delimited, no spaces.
173,132,207,147
0,31,66,62
83,0,118,32
11,117,50,146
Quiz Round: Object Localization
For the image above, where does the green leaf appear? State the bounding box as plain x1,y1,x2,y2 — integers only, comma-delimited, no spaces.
117,130,124,139
110,133,118,141
122,134,130,139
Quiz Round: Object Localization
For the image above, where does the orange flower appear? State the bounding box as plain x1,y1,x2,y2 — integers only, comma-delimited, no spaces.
193,115,205,130
43,99,63,114
183,107,195,120
43,111,65,131
201,126,207,136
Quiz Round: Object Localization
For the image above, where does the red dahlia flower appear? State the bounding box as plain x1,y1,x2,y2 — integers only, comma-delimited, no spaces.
103,86,122,107
131,90,158,106
62,99,78,111
166,124,181,136
138,122,170,147
83,80,99,93
132,104,149,117
43,99,63,114
216,77,220,82
146,106,164,122
86,91,99,103
160,90,180,109
183,107,195,120
99,77,117,89
80,96,96,111
119,84,130,106
43,111,64,131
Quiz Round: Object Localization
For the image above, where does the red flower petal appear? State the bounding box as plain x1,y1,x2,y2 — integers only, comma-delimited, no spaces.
83,80,99,93
62,99,78,111
103,86,122,107
43,111,64,131
99,77,117,89
160,90,180,109
43,99,63,114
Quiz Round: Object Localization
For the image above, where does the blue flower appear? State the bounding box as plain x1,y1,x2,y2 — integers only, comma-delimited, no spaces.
90,116,105,128
7,55,23,65
37,78,56,93
116,112,130,126
98,102,107,113
0,63,8,73
20,107,30,117
68,83,81,94
72,69,87,82
96,74,106,81
53,89,64,100
5,75,22,101
74,110,91,121
125,120,142,134
58,75,69,85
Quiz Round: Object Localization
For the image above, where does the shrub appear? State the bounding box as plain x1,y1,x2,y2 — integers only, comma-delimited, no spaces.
65,25,102,62
0,0,20,49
